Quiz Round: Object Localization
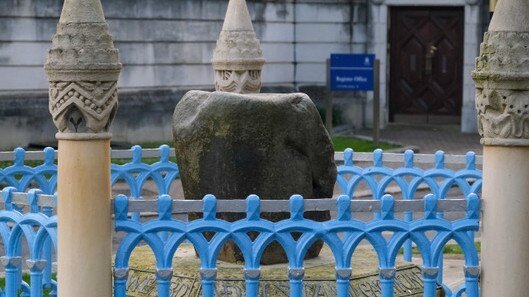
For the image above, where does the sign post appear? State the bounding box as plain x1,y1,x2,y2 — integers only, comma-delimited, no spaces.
373,60,380,147
329,54,378,145
325,59,333,135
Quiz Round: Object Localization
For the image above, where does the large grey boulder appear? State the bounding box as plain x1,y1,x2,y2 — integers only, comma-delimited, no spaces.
172,91,336,264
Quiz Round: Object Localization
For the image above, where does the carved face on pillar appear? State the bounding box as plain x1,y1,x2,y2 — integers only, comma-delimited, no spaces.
476,88,529,139
214,69,262,94
473,30,529,145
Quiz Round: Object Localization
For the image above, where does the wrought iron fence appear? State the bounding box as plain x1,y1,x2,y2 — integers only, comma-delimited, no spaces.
0,145,482,199
0,147,482,296
113,193,480,297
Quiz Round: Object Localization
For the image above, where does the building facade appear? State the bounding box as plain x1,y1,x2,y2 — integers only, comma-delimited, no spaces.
0,0,489,148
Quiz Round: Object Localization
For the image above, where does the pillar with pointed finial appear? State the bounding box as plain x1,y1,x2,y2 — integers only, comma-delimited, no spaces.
212,0,265,93
472,0,529,296
45,0,121,296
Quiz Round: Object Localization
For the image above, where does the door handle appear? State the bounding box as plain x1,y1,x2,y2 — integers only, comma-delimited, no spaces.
425,45,437,75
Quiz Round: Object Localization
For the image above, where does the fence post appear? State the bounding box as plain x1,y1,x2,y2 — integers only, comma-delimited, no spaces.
44,0,121,296
472,0,529,296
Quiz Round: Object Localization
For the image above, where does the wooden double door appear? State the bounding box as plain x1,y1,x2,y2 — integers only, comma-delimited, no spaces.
389,7,464,123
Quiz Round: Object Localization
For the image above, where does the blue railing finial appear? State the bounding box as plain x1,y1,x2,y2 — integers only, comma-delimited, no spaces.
435,150,445,169
203,195,217,220
424,194,438,220
160,145,170,163
467,193,480,220
158,194,173,220
131,145,143,164
14,147,25,167
289,195,304,220
404,149,414,168
344,148,353,166
1,187,16,211
27,189,43,213
336,195,351,221
114,195,129,221
466,151,476,171
246,195,260,221
373,149,383,167
380,194,394,220
43,147,55,166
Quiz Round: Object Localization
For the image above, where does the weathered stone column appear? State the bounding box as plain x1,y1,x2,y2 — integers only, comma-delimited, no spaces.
212,0,265,93
472,0,529,295
45,0,121,296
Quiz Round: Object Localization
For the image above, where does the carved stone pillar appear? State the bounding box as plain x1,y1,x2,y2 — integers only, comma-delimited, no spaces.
45,0,120,296
472,0,529,296
212,0,265,94
45,0,121,134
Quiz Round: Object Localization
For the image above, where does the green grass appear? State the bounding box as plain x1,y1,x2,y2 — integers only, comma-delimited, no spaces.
0,136,397,168
131,137,399,153
0,273,56,296
0,160,46,169
111,137,397,165
123,141,171,149
332,136,398,152
398,242,481,255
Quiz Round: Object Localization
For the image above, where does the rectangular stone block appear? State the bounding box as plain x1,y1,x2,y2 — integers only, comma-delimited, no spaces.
0,42,49,65
116,42,216,65
0,66,47,90
261,43,294,63
296,43,351,63
296,23,351,43
295,3,350,23
296,62,326,83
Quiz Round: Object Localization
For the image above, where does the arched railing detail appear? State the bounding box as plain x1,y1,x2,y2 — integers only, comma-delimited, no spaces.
113,194,480,297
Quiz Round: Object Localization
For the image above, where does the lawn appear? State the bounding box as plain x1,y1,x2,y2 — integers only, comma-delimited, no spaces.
0,136,398,168
332,136,398,152
131,136,398,153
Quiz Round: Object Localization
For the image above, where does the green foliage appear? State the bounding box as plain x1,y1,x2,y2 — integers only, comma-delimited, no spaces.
317,106,344,126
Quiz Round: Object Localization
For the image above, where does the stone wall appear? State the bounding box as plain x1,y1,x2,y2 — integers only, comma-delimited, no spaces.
0,0,365,149
0,0,362,91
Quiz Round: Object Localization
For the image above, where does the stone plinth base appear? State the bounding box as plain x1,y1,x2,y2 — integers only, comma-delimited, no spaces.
124,244,442,296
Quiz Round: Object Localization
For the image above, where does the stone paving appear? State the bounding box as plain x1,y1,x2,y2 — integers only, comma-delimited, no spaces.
352,123,483,155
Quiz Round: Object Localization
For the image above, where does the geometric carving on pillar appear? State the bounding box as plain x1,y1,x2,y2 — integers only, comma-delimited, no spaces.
49,81,118,133
214,69,262,94
212,0,265,94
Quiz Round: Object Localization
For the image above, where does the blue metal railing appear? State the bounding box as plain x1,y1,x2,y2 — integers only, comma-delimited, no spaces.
112,194,480,297
0,147,482,296
0,188,57,297
0,146,481,201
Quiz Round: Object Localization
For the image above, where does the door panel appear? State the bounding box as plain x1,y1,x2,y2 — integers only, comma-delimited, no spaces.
389,7,464,123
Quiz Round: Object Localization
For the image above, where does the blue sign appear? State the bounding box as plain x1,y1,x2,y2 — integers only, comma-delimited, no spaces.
330,54,375,91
